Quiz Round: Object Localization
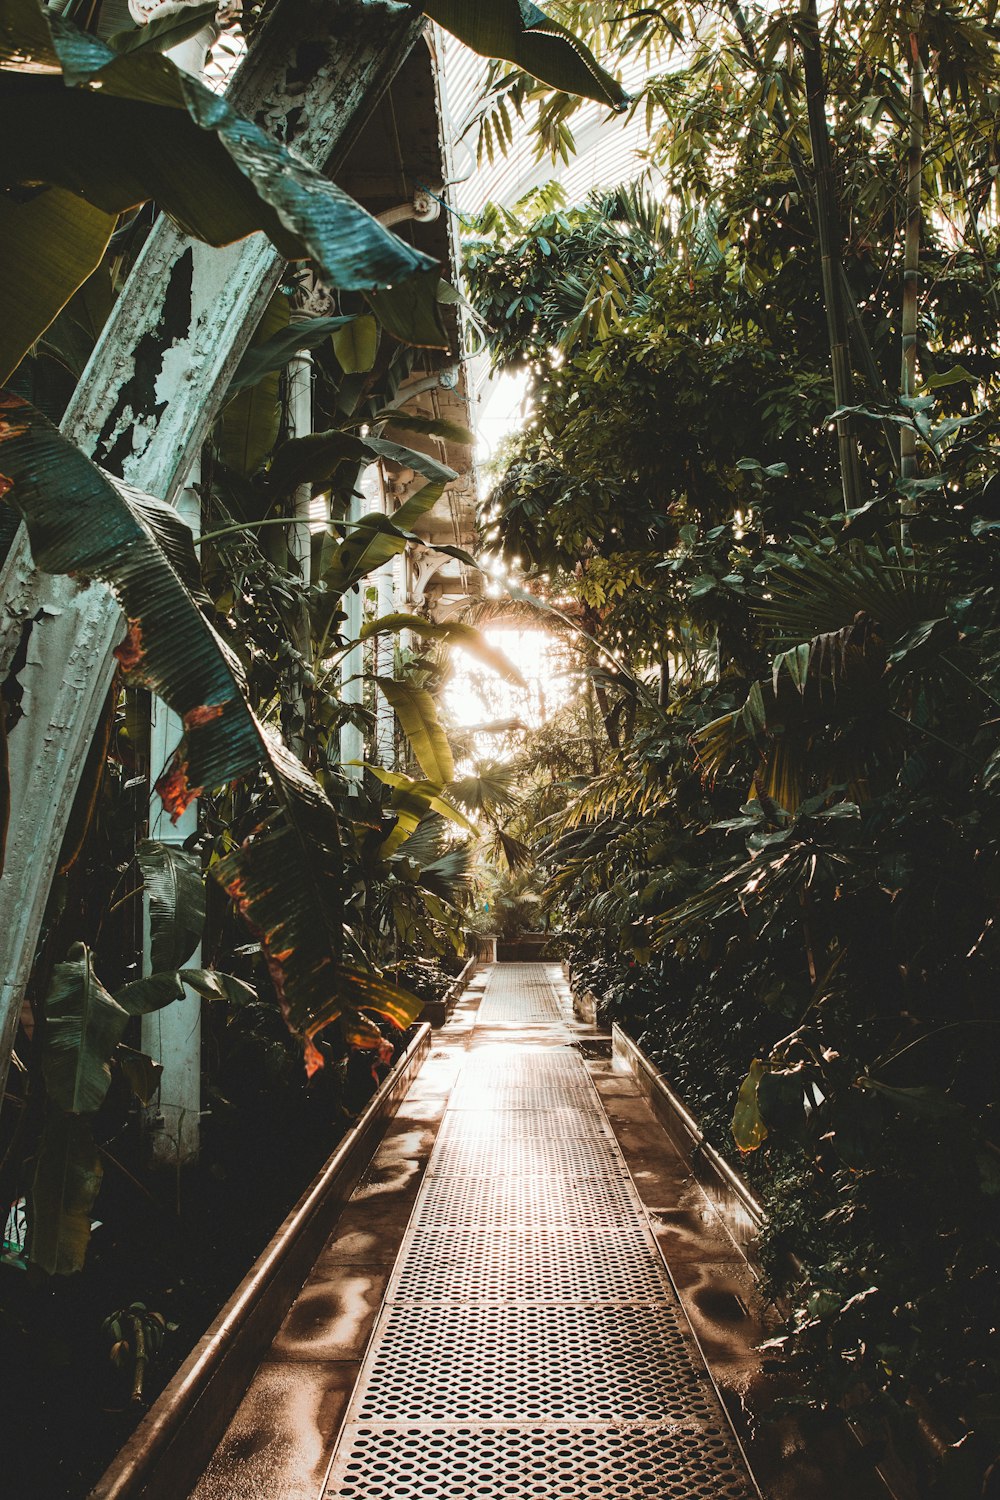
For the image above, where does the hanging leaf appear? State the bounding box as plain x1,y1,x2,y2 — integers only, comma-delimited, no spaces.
373,407,475,445
267,429,369,497
332,314,379,374
41,943,129,1115
116,1046,163,1106
115,972,185,1016
138,839,205,972
106,2,218,56
227,313,354,393
220,291,290,474
360,762,476,856
0,0,434,367
0,185,116,383
420,1,628,108
375,677,455,783
361,613,526,686
267,430,454,501
322,477,451,595
179,968,258,1006
733,1060,769,1152
27,1112,103,1276
366,270,450,349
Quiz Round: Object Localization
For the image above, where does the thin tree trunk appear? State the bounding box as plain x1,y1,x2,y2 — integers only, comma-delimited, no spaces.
900,13,925,503
798,0,863,511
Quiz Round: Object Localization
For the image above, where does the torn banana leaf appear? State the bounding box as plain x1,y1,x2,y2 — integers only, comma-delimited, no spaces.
0,0,434,376
0,395,418,1065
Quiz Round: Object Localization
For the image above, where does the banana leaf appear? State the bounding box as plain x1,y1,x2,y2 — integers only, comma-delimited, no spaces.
420,0,628,109
361,762,476,855
27,1113,103,1276
227,313,354,393
373,407,475,445
0,395,417,1063
0,186,116,384
361,613,526,686
323,478,451,595
333,314,379,374
0,0,434,377
41,944,130,1115
220,292,290,475
138,839,205,972
376,677,455,783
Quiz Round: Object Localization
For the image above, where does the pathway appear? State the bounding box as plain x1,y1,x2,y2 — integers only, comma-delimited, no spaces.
320,962,759,1498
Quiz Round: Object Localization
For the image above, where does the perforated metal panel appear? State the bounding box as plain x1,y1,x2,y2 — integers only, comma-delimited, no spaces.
391,1224,675,1302
328,1425,754,1499
418,1172,640,1228
476,963,566,1023
430,1134,628,1177
355,1303,721,1423
322,965,758,1500
435,1107,612,1139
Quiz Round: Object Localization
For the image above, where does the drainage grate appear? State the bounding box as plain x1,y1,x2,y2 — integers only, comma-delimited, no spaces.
389,1225,674,1303
476,966,566,1024
353,1303,721,1424
326,1424,755,1499
417,1172,641,1228
450,1079,597,1109
434,1108,612,1140
429,1135,628,1177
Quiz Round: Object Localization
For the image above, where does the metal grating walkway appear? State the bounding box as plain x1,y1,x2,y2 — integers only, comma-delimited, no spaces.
322,963,760,1500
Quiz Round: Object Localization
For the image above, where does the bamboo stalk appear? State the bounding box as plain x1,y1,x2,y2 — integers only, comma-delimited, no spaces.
798,0,863,511
722,0,901,471
900,10,926,500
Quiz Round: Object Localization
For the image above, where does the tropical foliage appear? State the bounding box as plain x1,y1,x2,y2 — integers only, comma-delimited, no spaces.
0,0,621,1295
466,0,1000,1488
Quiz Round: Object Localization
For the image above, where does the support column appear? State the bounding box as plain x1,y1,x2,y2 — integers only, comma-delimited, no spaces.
142,467,202,1165
371,464,398,769
339,472,368,785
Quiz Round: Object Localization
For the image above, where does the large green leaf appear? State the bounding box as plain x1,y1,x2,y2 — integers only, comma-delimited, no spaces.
27,1112,103,1276
421,1,628,108
333,314,378,374
138,839,205,971
0,186,115,383
267,429,369,497
323,478,452,595
361,763,477,856
374,407,475,445
116,1047,163,1106
107,2,217,57
0,0,433,361
376,677,455,783
268,429,456,499
220,291,290,476
0,394,415,1067
366,270,450,349
41,943,129,1115
361,613,526,685
227,313,354,394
